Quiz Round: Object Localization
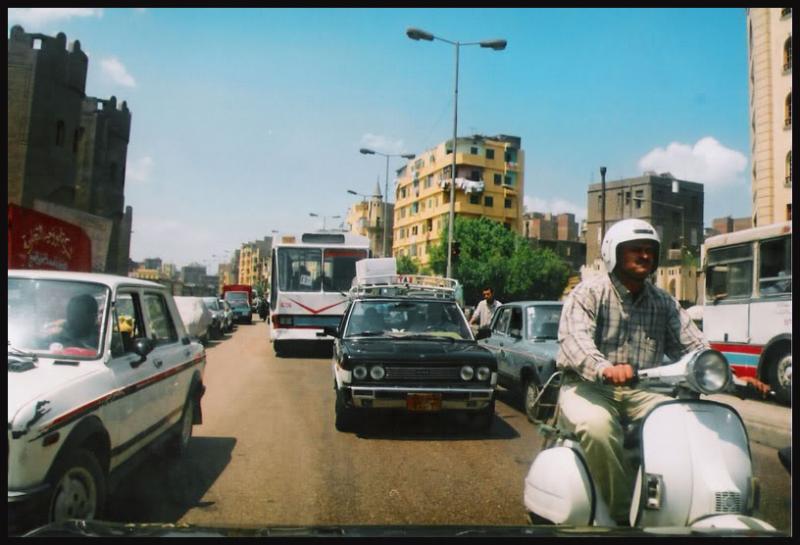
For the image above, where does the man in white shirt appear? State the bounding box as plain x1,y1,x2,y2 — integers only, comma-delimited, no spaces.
468,287,502,329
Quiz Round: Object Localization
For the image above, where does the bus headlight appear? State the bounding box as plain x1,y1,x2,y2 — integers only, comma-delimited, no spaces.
353,365,368,380
460,365,475,381
686,349,730,394
370,365,385,380
476,366,491,381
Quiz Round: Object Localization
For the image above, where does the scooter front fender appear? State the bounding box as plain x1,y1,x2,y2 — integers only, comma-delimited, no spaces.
524,446,595,526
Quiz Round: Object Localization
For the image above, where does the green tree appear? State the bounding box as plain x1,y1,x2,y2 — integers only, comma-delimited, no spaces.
429,216,570,304
395,254,420,275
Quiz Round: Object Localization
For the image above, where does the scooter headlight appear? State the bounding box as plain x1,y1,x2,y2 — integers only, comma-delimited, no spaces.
353,365,368,380
686,349,730,394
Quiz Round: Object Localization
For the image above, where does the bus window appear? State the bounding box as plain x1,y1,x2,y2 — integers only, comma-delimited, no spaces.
759,236,792,296
323,249,368,292
706,244,753,301
278,248,322,292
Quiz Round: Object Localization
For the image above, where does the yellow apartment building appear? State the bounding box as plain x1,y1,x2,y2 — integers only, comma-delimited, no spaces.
747,7,792,225
237,237,272,292
393,134,524,267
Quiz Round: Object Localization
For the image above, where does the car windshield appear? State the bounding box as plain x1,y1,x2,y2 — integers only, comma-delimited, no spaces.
525,305,563,340
8,277,109,359
344,300,471,340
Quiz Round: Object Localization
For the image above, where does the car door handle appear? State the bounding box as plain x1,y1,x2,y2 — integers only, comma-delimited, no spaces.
154,359,163,368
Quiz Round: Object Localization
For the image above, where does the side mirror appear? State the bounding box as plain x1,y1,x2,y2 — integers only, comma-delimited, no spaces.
475,327,491,340
131,337,155,367
318,326,340,338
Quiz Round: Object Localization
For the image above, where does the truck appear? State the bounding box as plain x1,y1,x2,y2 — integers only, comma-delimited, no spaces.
8,203,92,272
221,284,254,324
221,283,253,305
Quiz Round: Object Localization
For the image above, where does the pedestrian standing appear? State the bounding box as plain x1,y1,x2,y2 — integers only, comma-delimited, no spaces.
468,287,502,329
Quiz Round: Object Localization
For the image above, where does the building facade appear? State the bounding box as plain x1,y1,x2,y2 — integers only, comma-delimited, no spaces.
7,25,133,275
710,215,753,235
747,8,792,226
238,237,272,293
393,134,524,266
346,180,393,257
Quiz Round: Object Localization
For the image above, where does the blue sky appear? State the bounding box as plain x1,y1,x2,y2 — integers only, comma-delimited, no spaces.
8,7,753,269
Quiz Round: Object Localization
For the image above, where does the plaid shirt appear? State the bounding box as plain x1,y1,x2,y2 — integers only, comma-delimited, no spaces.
557,272,708,383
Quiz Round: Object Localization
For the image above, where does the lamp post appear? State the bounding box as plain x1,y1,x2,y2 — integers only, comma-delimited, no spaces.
359,149,416,257
407,27,506,278
309,212,341,231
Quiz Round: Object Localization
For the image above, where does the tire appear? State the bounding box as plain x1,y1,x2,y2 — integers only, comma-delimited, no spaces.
166,393,195,458
47,448,106,524
334,388,357,432
523,378,542,423
767,351,792,406
274,340,285,357
469,399,495,432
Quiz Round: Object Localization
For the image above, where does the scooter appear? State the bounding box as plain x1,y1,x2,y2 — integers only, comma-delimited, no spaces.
523,348,778,532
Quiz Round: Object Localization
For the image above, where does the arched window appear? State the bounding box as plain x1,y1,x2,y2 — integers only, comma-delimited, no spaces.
785,36,792,71
786,93,792,127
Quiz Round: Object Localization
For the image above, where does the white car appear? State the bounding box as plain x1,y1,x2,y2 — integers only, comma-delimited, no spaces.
7,270,207,532
173,296,213,345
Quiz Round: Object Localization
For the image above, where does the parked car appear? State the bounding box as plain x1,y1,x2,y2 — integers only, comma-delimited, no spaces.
325,270,497,433
220,299,234,332
202,297,228,339
174,296,213,345
228,298,253,325
7,270,207,533
478,301,563,423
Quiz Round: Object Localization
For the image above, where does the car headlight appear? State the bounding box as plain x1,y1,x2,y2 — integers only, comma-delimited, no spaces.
460,365,475,381
353,365,368,380
370,366,385,380
686,349,730,394
476,366,491,381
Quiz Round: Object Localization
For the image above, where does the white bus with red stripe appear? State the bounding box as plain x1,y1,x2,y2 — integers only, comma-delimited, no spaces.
269,231,370,356
702,221,791,404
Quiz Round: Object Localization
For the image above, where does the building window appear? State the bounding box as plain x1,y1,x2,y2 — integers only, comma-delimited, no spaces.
470,146,478,155
470,169,480,181
787,151,793,185
484,196,494,207
634,189,644,209
504,198,513,209
781,8,791,18
494,173,502,185
785,93,792,127
72,127,84,154
470,194,480,205
56,120,65,146
784,36,792,71
486,148,495,160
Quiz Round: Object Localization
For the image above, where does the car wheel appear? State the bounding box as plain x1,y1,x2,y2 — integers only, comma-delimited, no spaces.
469,399,495,432
523,378,542,423
166,394,195,457
47,448,106,524
767,351,791,406
334,388,357,432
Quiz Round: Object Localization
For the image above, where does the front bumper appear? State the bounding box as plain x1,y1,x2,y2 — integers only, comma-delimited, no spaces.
344,385,494,410
8,484,51,534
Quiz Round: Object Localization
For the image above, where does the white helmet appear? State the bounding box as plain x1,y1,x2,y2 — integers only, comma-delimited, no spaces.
600,219,661,273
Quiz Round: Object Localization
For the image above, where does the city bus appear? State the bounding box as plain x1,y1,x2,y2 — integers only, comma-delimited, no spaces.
269,231,370,356
702,221,791,404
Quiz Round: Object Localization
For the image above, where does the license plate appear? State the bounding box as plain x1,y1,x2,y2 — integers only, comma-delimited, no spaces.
406,393,442,412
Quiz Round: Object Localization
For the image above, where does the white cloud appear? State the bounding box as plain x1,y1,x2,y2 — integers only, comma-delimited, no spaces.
637,137,747,190
100,56,137,88
524,196,587,223
127,156,154,184
8,8,103,27
360,133,407,155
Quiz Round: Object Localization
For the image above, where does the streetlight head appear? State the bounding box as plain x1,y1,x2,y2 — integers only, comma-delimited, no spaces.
406,27,434,41
480,39,507,50
401,154,416,160
347,190,358,195
309,213,319,217
359,148,375,155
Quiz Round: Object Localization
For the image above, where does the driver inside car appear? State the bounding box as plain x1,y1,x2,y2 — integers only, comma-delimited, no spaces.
556,219,708,525
51,293,101,350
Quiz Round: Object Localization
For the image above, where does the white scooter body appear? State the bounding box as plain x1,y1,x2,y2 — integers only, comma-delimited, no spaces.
523,350,777,531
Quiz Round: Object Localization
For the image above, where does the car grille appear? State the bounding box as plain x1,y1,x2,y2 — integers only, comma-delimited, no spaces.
384,366,462,381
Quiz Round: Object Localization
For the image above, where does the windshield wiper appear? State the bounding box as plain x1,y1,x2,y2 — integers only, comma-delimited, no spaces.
387,333,457,342
8,342,38,362
348,331,386,337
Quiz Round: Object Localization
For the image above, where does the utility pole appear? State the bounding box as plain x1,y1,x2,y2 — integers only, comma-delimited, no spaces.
600,166,607,244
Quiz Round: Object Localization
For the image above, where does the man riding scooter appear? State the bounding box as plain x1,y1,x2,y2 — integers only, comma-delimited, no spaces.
556,218,708,526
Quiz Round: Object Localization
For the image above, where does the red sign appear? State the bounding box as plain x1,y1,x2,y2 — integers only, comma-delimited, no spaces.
8,204,92,272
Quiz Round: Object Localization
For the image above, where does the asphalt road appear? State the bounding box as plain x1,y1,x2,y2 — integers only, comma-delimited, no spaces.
102,319,791,534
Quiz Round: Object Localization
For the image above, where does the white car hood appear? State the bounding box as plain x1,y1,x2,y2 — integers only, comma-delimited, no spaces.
8,358,103,426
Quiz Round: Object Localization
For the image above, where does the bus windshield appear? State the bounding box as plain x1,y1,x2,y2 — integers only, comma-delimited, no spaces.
277,247,367,292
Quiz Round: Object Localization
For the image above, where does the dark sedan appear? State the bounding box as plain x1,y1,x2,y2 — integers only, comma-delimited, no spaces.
479,301,563,422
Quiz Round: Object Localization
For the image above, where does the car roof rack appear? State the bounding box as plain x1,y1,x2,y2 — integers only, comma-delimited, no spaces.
349,274,459,300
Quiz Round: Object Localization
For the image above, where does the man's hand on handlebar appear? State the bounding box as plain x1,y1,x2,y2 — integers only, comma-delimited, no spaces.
602,364,635,386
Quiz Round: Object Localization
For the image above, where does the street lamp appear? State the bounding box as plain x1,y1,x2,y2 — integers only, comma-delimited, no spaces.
407,27,507,278
359,148,416,257
309,212,341,231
